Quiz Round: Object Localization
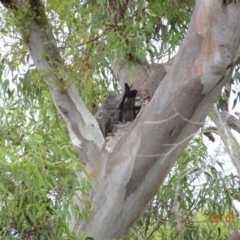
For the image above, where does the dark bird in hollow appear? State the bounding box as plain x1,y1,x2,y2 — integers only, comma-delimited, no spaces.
115,83,138,122
95,93,118,137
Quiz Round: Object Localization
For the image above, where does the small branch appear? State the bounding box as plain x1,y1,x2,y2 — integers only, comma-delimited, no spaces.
212,107,240,177
202,127,218,142
220,111,240,134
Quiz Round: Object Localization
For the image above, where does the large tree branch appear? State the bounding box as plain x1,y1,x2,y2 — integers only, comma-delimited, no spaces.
111,60,167,97
4,1,105,167
28,22,104,167
79,1,240,238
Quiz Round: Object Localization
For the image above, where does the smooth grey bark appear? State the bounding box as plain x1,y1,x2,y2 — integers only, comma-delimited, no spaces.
227,231,240,240
212,108,240,179
81,1,240,239
3,0,240,239
27,22,104,167
220,111,240,134
213,111,240,240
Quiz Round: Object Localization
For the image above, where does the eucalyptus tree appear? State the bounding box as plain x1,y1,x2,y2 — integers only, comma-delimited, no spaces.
1,0,240,239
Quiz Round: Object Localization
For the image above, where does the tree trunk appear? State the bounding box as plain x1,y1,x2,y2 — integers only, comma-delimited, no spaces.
80,1,240,239
3,0,240,239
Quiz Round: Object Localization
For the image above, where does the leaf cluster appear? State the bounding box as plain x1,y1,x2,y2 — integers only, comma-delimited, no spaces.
1,0,195,98
126,136,240,240
0,65,91,239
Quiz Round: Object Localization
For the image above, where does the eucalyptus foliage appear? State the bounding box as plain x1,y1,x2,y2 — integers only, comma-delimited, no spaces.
126,137,240,240
0,64,91,239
